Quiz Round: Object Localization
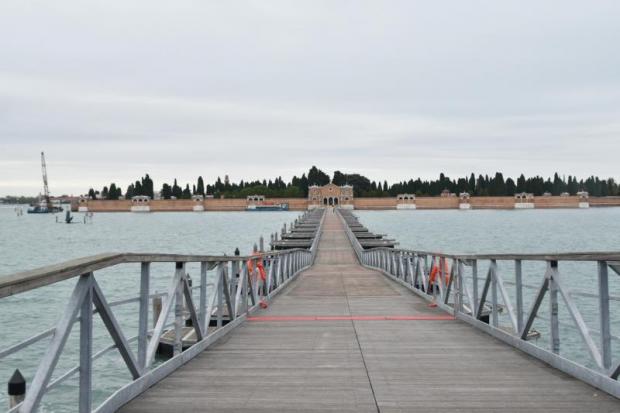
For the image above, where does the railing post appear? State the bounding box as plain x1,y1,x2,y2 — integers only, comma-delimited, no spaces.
284,254,289,279
199,262,208,334
276,256,282,286
230,260,238,314
221,263,235,319
393,252,398,277
383,249,392,274
174,262,185,356
79,273,93,412
242,262,249,314
515,259,524,333
274,255,280,288
412,255,420,289
288,252,293,277
549,261,560,354
598,261,612,369
472,259,479,313
265,255,272,293
456,260,463,313
138,262,150,370
490,260,498,327
217,262,224,328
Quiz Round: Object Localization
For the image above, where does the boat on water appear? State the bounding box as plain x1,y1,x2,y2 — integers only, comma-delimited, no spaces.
28,200,63,214
246,202,289,211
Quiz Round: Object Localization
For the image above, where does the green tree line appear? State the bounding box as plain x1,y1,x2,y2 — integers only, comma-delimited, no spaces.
86,167,620,200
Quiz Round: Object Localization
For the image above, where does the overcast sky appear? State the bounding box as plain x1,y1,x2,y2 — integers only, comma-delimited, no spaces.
1,1,619,196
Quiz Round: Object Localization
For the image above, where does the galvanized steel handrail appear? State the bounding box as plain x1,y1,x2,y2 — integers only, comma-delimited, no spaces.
2,210,325,412
0,249,311,299
336,208,620,399
358,247,620,262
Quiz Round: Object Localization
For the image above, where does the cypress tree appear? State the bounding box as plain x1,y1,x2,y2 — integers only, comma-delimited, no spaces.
182,184,191,199
161,184,172,199
172,179,183,199
197,176,205,196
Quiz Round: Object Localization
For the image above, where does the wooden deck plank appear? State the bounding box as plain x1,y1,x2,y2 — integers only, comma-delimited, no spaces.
120,212,620,412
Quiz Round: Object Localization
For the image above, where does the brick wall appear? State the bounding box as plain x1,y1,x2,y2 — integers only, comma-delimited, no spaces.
353,198,397,210
79,196,620,212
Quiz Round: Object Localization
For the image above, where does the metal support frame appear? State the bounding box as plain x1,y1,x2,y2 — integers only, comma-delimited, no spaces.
333,208,620,399
79,275,93,412
598,261,612,370
138,263,149,370
0,208,329,413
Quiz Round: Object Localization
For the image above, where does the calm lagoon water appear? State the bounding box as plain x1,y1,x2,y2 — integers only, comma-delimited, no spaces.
1,206,619,411
0,207,299,412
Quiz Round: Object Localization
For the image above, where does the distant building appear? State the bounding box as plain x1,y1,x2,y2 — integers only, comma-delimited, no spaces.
459,192,471,210
396,194,416,201
192,195,205,211
515,192,534,201
308,184,354,208
514,192,535,209
396,194,416,210
247,195,265,204
78,196,89,212
131,196,151,213
577,191,590,208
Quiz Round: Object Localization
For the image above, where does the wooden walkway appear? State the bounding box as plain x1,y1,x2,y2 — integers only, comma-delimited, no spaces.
121,212,620,412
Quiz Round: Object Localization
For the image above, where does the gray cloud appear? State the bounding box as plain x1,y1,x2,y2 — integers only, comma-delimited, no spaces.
1,0,619,195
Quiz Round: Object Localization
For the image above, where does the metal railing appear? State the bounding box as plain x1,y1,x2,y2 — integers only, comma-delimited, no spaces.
1,211,324,412
337,209,620,398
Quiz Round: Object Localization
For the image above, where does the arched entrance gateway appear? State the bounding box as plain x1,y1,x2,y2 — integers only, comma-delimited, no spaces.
308,183,354,209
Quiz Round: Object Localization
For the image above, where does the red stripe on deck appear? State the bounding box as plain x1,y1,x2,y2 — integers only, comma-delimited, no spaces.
247,315,455,322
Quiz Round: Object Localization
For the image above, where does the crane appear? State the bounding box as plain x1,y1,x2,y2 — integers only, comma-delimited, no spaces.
27,151,62,213
41,151,50,207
